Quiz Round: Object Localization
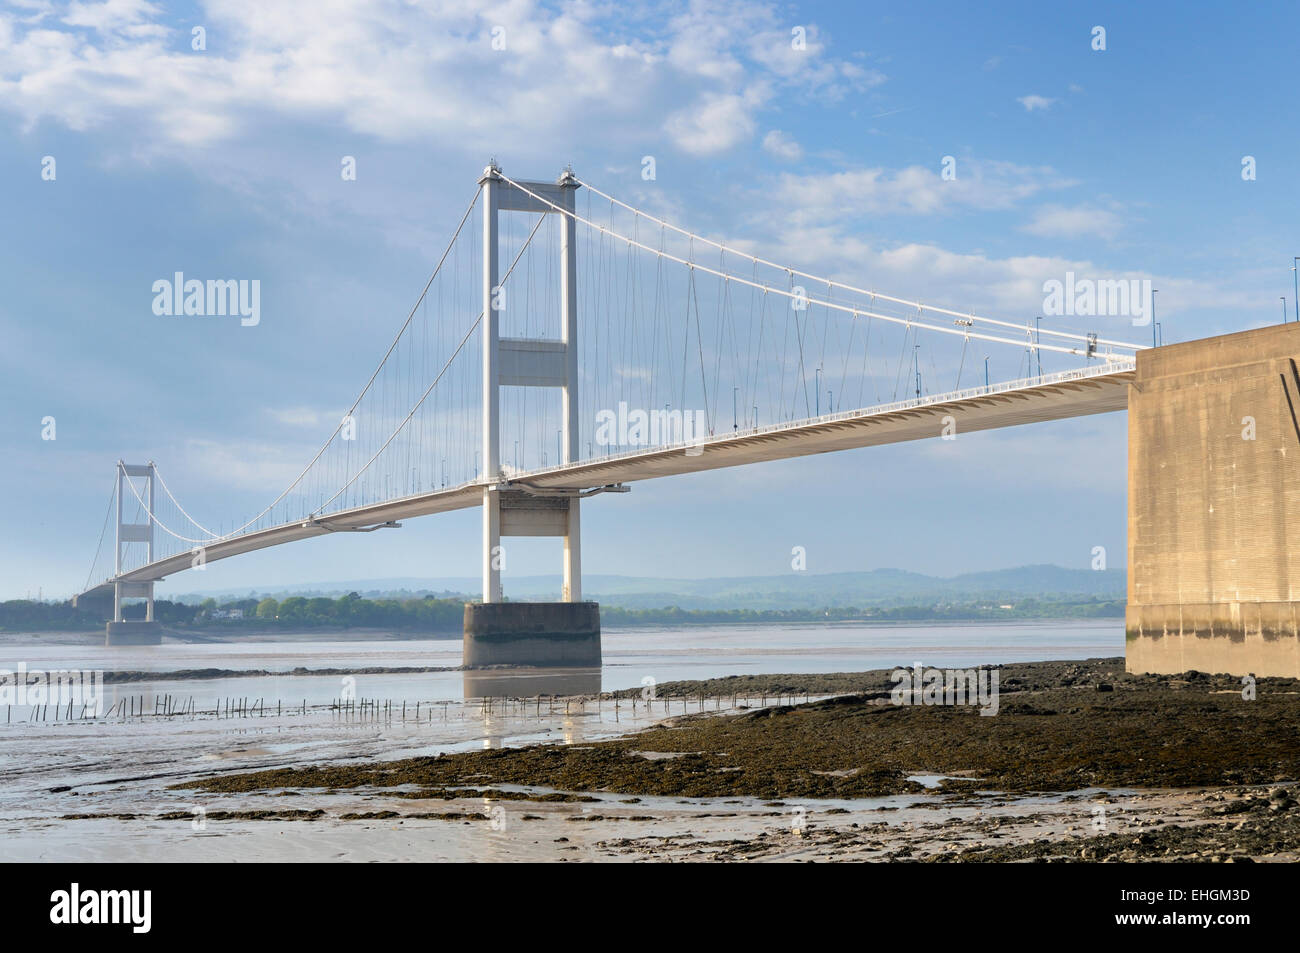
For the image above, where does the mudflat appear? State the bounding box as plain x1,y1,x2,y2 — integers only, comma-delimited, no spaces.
182,658,1300,799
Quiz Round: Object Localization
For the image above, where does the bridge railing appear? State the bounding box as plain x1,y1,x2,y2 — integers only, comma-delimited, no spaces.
527,358,1138,472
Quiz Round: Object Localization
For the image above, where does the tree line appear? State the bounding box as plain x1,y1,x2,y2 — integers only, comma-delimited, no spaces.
0,593,1124,633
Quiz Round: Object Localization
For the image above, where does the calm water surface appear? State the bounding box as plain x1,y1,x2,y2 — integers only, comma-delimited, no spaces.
0,619,1123,859
1,619,1122,705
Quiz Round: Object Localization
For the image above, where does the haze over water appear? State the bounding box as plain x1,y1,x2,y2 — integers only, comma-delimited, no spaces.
4,619,1122,708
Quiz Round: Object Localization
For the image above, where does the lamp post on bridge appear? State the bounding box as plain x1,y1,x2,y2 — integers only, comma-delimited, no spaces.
1151,289,1158,348
984,356,989,389
1035,316,1043,380
1292,258,1298,323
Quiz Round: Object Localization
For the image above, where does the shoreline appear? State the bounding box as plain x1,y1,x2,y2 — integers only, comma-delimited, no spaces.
1,615,1120,645
148,657,1300,862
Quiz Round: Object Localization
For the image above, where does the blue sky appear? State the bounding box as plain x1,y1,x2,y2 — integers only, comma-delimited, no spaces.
2,0,1297,600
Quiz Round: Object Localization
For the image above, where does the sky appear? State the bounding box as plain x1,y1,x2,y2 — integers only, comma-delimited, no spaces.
2,0,1298,601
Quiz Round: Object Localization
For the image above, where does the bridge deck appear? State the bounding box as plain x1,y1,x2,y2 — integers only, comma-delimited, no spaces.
75,362,1132,602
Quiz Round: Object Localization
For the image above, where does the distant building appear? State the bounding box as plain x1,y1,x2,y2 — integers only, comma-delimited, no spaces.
211,608,244,620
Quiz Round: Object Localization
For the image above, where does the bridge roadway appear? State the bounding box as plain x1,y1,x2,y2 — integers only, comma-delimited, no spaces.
75,360,1133,605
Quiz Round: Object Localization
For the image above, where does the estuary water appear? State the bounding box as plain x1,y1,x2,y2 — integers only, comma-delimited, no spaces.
0,619,1123,861
2,618,1122,709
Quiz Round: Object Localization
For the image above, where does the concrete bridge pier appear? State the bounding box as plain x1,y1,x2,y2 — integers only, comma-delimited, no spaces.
465,164,602,668
106,620,163,646
1127,322,1300,678
463,601,600,668
105,461,163,646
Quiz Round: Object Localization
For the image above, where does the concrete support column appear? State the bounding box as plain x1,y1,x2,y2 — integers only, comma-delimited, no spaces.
106,460,163,645
113,462,124,622
145,462,155,622
480,166,501,604
482,486,501,603
473,166,591,609
559,170,581,602
563,502,581,602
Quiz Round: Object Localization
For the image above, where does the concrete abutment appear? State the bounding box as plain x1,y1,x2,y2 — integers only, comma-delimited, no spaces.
1127,322,1300,677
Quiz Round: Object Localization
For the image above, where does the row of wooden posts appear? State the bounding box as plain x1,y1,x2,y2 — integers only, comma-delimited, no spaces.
7,691,812,724
9,699,97,722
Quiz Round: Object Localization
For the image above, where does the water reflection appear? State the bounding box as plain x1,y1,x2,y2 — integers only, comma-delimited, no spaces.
463,667,601,699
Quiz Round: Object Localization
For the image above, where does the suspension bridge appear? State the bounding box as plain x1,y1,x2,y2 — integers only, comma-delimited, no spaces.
74,164,1151,662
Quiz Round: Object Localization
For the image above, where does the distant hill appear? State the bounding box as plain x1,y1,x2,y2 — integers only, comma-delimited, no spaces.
164,564,1125,611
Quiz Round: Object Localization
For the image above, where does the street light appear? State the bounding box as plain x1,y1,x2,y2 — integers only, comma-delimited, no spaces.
1293,258,1298,323
815,365,822,415
1035,316,1043,379
733,386,738,431
1151,289,1158,347
1284,297,1289,325
984,356,990,388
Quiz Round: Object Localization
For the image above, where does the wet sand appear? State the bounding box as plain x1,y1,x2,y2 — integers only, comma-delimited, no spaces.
15,782,1298,863
153,657,1300,861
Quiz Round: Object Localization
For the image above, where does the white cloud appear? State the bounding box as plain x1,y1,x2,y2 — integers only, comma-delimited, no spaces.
1022,203,1125,239
769,160,1077,222
1017,94,1056,112
665,89,762,156
177,438,310,494
738,215,1245,329
761,129,802,161
264,406,343,429
0,0,879,160
63,0,162,35
744,22,885,98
